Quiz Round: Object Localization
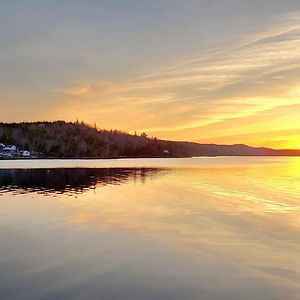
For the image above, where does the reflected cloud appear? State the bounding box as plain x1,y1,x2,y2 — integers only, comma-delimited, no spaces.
1,158,300,298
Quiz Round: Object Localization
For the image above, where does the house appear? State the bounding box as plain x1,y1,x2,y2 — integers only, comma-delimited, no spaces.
163,149,170,155
3,145,17,152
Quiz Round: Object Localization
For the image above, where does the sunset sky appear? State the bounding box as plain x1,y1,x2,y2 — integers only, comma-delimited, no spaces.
1,0,300,149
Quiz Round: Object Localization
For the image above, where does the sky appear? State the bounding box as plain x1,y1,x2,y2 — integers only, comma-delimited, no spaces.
1,0,300,149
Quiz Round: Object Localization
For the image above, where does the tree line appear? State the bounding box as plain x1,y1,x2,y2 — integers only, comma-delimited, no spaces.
1,121,298,158
0,121,171,158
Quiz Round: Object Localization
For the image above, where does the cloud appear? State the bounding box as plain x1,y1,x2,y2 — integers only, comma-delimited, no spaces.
54,13,300,147
59,84,92,97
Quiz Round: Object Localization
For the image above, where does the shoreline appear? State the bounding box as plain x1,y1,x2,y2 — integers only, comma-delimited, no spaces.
0,156,298,170
1,154,300,161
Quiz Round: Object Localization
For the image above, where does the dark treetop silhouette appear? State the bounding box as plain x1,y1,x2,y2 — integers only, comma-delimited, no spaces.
0,121,299,158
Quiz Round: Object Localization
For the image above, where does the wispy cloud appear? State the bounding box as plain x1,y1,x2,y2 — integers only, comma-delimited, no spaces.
58,84,92,97
53,12,300,147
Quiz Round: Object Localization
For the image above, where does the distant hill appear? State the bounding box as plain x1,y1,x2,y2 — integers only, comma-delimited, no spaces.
0,121,299,158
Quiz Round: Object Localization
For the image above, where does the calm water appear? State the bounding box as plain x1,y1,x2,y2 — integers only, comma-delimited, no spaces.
0,157,299,300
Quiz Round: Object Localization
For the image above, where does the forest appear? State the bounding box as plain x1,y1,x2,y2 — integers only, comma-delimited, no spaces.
0,121,299,158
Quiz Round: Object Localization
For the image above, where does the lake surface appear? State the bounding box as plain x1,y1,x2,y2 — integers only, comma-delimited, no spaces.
0,157,299,300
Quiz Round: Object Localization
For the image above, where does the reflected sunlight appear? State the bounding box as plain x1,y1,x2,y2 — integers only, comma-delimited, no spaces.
1,157,300,299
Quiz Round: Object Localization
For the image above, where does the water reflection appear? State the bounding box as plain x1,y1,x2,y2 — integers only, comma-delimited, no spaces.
0,168,162,196
0,158,300,300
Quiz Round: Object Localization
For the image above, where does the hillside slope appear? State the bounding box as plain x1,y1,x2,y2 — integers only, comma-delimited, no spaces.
0,121,299,158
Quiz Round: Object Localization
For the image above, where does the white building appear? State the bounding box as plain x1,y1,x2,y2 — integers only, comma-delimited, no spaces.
22,150,31,157
3,145,17,152
163,149,170,155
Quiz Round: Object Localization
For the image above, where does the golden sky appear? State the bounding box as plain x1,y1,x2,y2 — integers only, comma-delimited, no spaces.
1,1,300,149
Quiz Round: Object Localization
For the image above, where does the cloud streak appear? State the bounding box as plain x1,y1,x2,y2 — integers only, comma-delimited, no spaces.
54,12,300,148
1,1,300,148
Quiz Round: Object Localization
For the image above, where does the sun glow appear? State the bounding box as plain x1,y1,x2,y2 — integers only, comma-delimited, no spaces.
2,2,300,149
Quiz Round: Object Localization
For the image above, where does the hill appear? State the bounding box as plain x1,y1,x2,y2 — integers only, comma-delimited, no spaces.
0,121,299,158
